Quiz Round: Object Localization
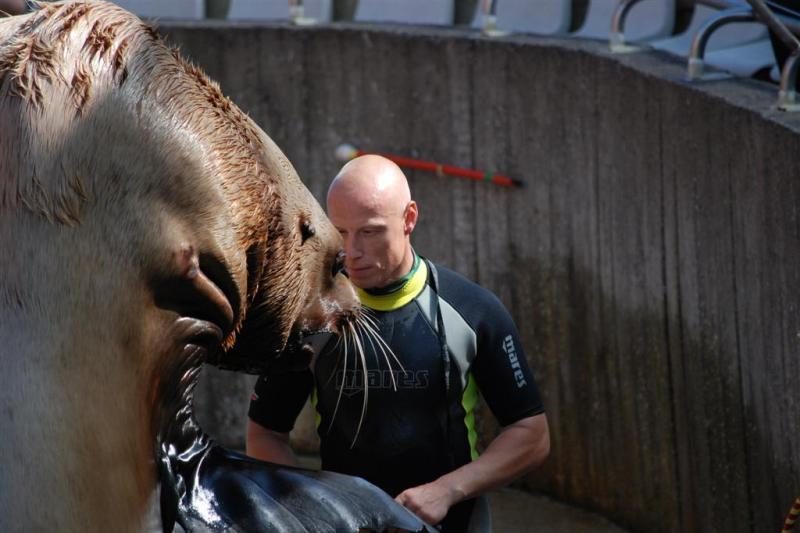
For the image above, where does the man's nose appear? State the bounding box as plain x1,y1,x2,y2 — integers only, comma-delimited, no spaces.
343,235,363,259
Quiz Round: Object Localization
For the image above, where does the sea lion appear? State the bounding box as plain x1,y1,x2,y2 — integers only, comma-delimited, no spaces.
0,2,429,532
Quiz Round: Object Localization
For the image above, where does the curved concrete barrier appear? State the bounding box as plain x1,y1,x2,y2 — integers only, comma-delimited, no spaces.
160,21,800,532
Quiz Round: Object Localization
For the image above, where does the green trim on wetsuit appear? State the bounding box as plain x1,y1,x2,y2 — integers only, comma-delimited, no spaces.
462,373,480,461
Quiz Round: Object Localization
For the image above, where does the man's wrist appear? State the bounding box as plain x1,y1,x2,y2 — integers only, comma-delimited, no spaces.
434,475,468,507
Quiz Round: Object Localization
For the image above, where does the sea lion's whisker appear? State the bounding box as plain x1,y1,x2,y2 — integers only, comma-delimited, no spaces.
359,312,402,369
349,320,368,449
358,308,378,329
360,323,382,371
326,312,402,445
356,316,399,391
359,314,405,373
321,333,345,390
356,315,383,368
359,309,383,333
327,323,350,435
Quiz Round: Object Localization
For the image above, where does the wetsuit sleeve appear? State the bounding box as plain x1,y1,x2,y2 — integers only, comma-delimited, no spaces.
470,294,544,427
248,370,314,433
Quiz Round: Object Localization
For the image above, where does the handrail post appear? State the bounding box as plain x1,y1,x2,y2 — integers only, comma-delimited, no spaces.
610,0,648,53
480,0,509,37
778,48,800,110
686,7,757,81
743,0,800,110
289,0,317,25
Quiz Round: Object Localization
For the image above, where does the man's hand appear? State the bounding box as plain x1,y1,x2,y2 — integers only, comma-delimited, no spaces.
394,413,549,528
395,480,464,526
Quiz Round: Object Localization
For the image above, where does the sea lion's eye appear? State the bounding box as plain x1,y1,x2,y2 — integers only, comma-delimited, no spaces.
332,250,347,278
300,218,315,243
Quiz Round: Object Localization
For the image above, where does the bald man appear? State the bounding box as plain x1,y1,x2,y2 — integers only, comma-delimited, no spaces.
247,155,550,532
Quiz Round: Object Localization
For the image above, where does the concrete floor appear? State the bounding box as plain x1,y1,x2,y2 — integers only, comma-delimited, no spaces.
488,488,629,533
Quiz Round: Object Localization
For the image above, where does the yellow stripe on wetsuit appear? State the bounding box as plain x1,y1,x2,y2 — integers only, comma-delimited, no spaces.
356,260,429,311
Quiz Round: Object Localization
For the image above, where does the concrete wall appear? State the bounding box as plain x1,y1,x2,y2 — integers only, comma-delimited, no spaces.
160,21,800,532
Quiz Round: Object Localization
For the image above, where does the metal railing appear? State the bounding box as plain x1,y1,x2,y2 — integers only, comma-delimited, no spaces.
748,0,800,109
685,6,757,80
611,0,800,110
280,0,800,110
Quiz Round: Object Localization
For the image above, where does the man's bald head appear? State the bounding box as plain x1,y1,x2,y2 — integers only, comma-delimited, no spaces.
327,154,411,215
326,155,419,289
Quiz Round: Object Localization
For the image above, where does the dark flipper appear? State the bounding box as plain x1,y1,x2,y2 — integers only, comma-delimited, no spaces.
156,351,430,532
162,443,433,532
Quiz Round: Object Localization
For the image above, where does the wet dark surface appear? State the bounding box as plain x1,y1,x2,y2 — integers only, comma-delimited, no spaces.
293,455,630,532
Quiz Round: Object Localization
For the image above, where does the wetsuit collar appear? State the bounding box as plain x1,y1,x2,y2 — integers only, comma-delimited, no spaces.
364,253,421,296
357,254,427,311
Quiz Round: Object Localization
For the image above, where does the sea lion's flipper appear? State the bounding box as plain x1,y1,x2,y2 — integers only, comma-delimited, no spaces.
169,444,434,532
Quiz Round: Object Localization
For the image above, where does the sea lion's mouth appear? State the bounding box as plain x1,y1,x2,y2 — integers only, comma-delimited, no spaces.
154,248,240,345
196,252,241,338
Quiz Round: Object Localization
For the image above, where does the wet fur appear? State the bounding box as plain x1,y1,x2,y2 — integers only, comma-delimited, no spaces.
0,2,426,532
0,1,328,353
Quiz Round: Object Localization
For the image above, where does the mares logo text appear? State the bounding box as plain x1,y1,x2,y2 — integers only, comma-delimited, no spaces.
335,369,430,397
503,335,527,388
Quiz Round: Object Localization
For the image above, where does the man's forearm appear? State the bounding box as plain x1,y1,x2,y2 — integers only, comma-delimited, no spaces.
438,413,550,500
395,413,550,525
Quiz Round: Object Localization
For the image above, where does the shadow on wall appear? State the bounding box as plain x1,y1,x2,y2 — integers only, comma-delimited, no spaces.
482,255,723,532
458,250,795,533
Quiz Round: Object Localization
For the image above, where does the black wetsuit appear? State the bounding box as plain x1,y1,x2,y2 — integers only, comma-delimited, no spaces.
249,257,544,531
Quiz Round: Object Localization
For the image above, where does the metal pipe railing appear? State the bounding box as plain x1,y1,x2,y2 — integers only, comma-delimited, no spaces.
609,0,649,52
609,0,800,109
778,49,800,109
742,0,800,109
612,0,800,51
686,7,758,80
471,0,800,108
746,0,800,50
697,0,800,35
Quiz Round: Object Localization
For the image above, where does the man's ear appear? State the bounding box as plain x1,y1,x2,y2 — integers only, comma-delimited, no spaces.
404,201,418,235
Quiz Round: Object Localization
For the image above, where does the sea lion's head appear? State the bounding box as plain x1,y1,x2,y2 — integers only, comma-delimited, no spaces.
210,148,360,374
0,1,358,378
0,3,363,528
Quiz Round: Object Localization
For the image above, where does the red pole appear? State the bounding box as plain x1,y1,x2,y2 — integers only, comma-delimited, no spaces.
335,144,523,189
783,497,800,532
